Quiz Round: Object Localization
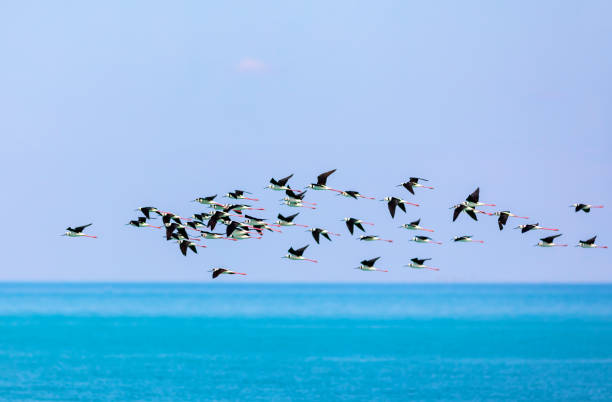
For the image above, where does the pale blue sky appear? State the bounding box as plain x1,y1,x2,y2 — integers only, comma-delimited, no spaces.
1,1,610,282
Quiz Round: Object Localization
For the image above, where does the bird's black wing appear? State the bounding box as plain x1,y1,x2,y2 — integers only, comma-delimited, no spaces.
345,191,359,199
345,220,355,235
416,236,430,241
179,241,188,256
311,230,321,244
361,257,380,267
584,236,597,245
541,234,561,243
575,204,585,212
293,245,309,256
355,222,365,232
452,205,465,222
316,169,336,186
387,199,397,218
205,195,217,201
322,232,331,241
138,216,147,223
189,243,197,254
397,202,406,213
177,227,188,239
410,218,420,226
140,208,151,219
165,223,177,240
466,209,478,221
402,182,415,194
277,174,294,187
466,187,480,203
72,223,92,233
212,268,225,279
226,221,239,237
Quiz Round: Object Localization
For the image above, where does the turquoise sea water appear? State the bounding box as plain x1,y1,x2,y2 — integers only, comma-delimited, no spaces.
0,284,611,401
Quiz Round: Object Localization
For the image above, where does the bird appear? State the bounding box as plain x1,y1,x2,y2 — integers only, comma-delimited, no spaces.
283,188,316,204
570,203,604,213
358,235,393,243
267,174,295,191
63,223,97,238
165,223,189,241
209,268,247,278
276,213,308,227
576,236,608,249
127,217,160,229
193,195,219,205
397,177,434,195
463,187,496,208
399,218,434,232
178,239,205,256
515,223,559,233
451,203,491,222
135,207,159,220
382,196,419,218
199,230,236,241
282,245,317,263
243,215,282,233
185,220,206,231
494,211,529,230
307,169,341,192
225,190,259,202
355,257,387,272
308,228,340,244
337,190,375,200
410,235,442,245
342,217,374,235
160,212,188,225
281,199,316,209
405,258,439,271
452,235,484,243
536,234,567,247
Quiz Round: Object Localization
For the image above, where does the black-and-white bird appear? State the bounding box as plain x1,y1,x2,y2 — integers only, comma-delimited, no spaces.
494,211,529,230
209,268,247,278
267,174,295,191
342,217,374,235
515,223,559,233
355,257,387,272
382,196,419,218
576,236,608,249
399,218,434,232
307,169,341,192
63,223,97,238
308,228,340,244
405,258,439,271
536,234,567,247
397,177,434,195
570,203,604,213
282,245,317,263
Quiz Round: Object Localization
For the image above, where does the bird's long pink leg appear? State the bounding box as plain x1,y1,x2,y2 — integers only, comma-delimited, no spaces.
431,241,443,245
294,223,309,228
406,202,420,207
421,228,435,232
359,195,376,200
592,205,604,208
482,203,496,206
305,258,318,263
554,244,568,247
147,225,162,229
243,197,259,201
245,207,265,211
425,267,440,271
234,272,247,275
362,222,375,226
382,239,393,243
540,227,559,231
422,186,434,190
196,244,207,248
82,234,98,238
474,240,485,243
376,269,388,272
329,232,341,236
596,245,608,248
513,215,529,219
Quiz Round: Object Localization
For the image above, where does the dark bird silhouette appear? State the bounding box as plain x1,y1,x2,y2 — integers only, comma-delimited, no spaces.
307,169,340,192
282,245,317,263
267,174,294,191
397,177,434,195
356,257,387,272
576,236,608,249
210,268,247,278
536,234,567,247
570,203,604,213
342,217,374,235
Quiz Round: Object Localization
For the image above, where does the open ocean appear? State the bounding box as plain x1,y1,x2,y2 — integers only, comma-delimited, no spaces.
0,283,611,401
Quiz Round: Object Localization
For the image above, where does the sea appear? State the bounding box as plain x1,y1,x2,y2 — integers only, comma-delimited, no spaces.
0,283,610,401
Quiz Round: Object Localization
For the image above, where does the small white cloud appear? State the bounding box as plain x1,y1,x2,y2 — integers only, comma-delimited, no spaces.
237,58,268,72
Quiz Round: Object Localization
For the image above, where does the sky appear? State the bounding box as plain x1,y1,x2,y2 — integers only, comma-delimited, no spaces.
0,1,610,282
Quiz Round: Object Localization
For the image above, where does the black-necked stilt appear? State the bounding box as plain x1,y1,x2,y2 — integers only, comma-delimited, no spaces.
410,235,442,245
494,211,529,230
276,213,308,227
193,195,218,205
399,218,434,232
136,207,159,220
225,190,259,201
515,223,559,233
355,257,387,272
405,258,439,271
209,268,247,279
63,223,97,238
576,236,608,249
199,230,236,241
452,235,484,243
185,220,206,231
282,189,317,207
308,228,340,244
338,190,375,200
536,234,567,247
398,177,434,195
281,199,317,209
307,169,341,192
382,196,419,218
342,217,374,235
127,217,161,229
160,212,189,225
451,204,491,222
267,174,295,191
358,235,393,243
243,215,282,233
571,203,604,213
165,223,189,241
282,245,317,263
178,239,205,256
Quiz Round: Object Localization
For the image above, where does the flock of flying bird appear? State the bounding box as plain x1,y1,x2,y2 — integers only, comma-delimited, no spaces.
62,169,606,278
